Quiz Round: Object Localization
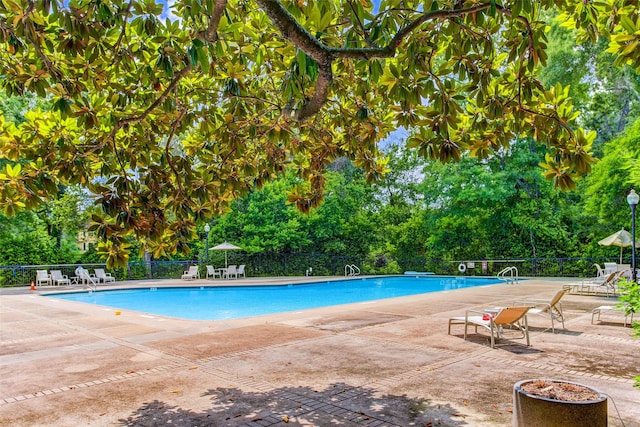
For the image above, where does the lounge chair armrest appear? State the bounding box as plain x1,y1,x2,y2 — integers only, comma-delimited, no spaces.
514,299,549,306
517,298,548,303
465,309,487,316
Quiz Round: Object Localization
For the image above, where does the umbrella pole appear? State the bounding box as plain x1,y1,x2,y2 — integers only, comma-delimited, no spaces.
225,251,228,268
621,246,623,264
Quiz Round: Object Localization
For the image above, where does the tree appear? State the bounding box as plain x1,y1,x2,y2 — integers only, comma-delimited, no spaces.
305,167,377,257
582,117,640,246
539,22,640,154
1,0,638,266
416,138,579,261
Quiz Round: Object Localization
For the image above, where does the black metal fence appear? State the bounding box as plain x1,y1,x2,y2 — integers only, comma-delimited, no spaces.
0,253,625,288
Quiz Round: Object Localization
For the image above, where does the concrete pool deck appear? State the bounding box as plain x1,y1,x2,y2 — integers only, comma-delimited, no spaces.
0,276,639,426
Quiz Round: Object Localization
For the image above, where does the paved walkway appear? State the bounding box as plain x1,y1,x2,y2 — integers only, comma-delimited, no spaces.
1,277,639,426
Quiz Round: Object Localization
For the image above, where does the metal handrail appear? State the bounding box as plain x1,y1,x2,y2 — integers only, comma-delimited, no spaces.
497,266,519,284
344,264,361,276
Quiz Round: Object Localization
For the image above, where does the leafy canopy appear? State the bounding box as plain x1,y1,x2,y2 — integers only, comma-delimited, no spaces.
1,0,639,267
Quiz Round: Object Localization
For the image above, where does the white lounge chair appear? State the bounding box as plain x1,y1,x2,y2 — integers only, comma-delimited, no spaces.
448,306,532,348
36,270,51,286
516,289,568,333
591,304,635,327
567,270,622,296
237,264,246,279
224,265,238,279
50,270,71,286
181,265,200,280
94,268,115,283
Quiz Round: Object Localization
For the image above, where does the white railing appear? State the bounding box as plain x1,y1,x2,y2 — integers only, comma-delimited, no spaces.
344,264,361,276
497,266,519,284
77,269,98,291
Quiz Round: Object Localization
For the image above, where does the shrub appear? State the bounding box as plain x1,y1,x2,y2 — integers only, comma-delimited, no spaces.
616,278,640,388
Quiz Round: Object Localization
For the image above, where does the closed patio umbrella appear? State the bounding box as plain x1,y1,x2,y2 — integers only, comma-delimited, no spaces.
598,229,640,263
209,242,242,268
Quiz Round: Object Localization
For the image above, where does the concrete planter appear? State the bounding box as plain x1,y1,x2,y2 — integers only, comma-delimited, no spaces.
513,379,607,427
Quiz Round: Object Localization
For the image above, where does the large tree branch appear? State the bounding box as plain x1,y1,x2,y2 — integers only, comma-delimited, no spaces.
256,1,530,121
256,0,334,121
108,64,193,142
197,0,228,43
23,1,64,83
113,0,134,53
165,106,189,197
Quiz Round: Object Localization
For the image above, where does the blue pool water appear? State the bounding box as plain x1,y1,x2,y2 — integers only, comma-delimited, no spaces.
47,276,503,320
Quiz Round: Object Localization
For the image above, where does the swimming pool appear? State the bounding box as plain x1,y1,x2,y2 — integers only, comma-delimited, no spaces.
47,276,503,320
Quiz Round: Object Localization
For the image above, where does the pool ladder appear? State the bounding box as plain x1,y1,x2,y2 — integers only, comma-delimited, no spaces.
344,264,361,276
82,275,98,291
497,266,519,284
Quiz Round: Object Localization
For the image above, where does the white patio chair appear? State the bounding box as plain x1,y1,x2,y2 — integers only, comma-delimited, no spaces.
181,265,200,280
206,265,222,279
36,270,51,286
224,265,238,279
50,270,71,286
515,289,568,333
94,268,115,283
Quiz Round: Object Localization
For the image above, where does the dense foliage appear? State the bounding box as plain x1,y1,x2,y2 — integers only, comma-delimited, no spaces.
0,1,639,269
4,0,640,266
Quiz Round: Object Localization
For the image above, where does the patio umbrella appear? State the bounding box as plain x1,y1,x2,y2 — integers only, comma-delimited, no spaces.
598,229,640,263
209,241,242,268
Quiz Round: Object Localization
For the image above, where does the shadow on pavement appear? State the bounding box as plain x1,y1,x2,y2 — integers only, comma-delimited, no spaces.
118,382,471,426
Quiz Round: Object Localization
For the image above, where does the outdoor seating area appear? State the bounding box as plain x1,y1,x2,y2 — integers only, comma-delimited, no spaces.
445,279,628,349
565,269,626,296
180,264,247,280
202,264,246,280
32,267,116,287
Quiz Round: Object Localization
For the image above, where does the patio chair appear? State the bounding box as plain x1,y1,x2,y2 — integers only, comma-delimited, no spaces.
94,268,115,283
593,263,605,278
591,304,635,327
592,270,625,296
448,306,532,348
181,265,200,280
224,265,238,279
567,271,621,296
237,264,246,279
603,262,617,275
35,270,51,286
206,265,222,279
50,270,71,286
515,289,568,333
